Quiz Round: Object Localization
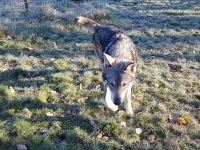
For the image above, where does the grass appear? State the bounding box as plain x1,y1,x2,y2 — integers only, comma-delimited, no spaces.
0,0,200,149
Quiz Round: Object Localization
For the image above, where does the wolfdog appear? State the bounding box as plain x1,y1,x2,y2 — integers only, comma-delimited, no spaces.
75,16,137,117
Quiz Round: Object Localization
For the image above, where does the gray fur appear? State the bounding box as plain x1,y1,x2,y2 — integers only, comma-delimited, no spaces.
75,16,137,117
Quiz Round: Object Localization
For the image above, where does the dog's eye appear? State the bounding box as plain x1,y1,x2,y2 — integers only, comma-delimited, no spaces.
122,83,127,87
109,82,114,87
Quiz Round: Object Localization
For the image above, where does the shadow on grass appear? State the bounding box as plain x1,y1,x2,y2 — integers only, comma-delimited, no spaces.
0,95,96,149
0,1,200,149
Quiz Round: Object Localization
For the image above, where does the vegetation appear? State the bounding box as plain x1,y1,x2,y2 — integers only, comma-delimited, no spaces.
0,0,199,149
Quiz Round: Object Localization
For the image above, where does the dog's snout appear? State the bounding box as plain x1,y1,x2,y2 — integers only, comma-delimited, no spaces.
114,99,121,105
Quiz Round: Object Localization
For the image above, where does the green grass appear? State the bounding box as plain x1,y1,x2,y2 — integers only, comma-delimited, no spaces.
0,0,200,149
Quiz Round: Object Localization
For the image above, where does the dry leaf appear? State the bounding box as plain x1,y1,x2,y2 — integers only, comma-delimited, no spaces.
176,117,186,126
120,121,127,127
97,132,108,141
168,115,186,126
31,114,40,121
17,144,27,150
46,112,54,117
147,135,155,144
27,47,36,51
102,135,109,141
135,128,142,135
161,96,168,102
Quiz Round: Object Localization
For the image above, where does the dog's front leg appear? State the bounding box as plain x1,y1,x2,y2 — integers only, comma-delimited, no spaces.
103,85,118,111
124,85,133,117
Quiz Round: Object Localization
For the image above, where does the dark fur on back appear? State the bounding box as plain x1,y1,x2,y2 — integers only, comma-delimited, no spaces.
93,26,137,64
75,16,137,68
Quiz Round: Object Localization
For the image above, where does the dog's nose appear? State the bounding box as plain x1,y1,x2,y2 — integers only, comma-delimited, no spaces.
114,99,121,105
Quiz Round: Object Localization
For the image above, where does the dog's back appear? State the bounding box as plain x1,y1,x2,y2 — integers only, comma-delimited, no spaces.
94,26,137,64
75,16,137,69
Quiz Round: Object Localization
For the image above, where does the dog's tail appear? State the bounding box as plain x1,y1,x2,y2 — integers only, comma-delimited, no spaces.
75,16,100,32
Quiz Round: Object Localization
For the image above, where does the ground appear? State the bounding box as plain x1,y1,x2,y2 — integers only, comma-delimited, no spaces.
0,0,200,149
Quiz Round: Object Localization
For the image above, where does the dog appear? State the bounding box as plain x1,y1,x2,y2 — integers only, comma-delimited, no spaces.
75,16,137,117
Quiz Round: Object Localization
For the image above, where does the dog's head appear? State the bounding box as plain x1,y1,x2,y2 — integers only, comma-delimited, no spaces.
102,53,136,105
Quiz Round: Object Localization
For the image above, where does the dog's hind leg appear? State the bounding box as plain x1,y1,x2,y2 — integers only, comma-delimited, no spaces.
124,84,133,117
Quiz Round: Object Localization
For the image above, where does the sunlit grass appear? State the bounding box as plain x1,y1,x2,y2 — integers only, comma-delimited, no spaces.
0,0,199,149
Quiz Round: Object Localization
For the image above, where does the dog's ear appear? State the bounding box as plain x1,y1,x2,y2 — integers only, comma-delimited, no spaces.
103,53,115,69
124,61,136,77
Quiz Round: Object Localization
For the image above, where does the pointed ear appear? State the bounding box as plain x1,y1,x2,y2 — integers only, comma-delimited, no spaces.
103,53,115,69
124,61,136,77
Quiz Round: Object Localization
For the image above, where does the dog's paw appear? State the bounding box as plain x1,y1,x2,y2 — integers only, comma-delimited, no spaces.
110,105,119,112
127,111,134,118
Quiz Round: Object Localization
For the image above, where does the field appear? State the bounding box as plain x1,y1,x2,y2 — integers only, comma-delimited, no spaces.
0,0,200,149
